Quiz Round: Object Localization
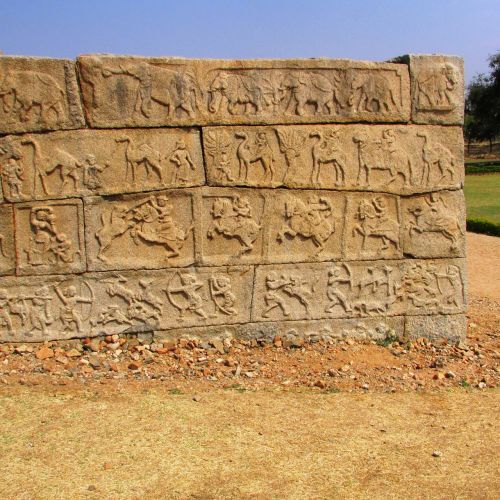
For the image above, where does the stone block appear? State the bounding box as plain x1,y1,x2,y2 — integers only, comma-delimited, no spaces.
404,314,466,343
0,128,204,202
202,124,463,194
399,54,464,125
251,259,466,322
84,190,195,271
77,56,410,127
14,199,85,275
402,190,466,258
0,56,84,134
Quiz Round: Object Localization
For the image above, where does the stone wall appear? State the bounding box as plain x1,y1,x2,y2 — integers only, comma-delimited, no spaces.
0,54,466,343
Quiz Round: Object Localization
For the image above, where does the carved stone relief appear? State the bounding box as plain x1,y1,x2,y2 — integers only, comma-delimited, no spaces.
0,128,204,202
0,204,15,275
344,193,402,260
196,187,266,265
85,191,195,271
0,57,84,134
203,125,463,194
401,55,464,125
77,56,410,127
0,266,254,342
252,259,466,322
14,199,85,275
402,190,466,258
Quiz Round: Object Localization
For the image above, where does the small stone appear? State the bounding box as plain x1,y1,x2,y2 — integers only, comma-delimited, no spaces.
66,348,81,358
314,380,326,389
445,371,456,379
478,382,487,389
244,371,254,378
211,339,225,354
193,395,201,402
433,372,445,380
128,361,141,371
361,383,370,390
432,450,442,457
35,346,54,360
88,355,101,369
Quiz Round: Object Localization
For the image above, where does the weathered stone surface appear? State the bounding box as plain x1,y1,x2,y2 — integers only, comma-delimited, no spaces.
402,190,466,258
399,55,464,125
405,314,466,343
0,266,254,342
14,199,85,275
0,57,85,134
0,53,466,343
77,56,410,127
252,259,466,322
154,316,406,342
203,124,463,194
0,204,15,275
85,190,195,271
0,128,204,202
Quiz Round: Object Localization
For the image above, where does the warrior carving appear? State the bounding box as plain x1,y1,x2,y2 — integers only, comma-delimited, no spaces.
0,70,66,125
210,275,237,316
407,193,463,250
165,271,208,320
277,195,335,254
309,129,346,186
352,197,400,252
96,194,192,261
54,282,93,334
94,275,162,327
262,272,313,318
349,72,398,113
235,132,275,181
207,195,262,254
353,265,397,315
325,264,353,313
353,130,413,187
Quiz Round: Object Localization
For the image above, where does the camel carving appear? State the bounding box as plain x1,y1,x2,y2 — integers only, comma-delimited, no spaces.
115,137,163,184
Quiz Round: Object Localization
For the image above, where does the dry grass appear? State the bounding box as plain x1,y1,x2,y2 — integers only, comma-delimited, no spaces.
0,385,499,499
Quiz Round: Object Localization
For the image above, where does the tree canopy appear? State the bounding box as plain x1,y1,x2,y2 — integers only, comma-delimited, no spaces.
465,52,500,151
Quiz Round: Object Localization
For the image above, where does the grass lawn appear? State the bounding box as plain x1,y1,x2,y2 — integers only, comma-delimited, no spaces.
464,173,500,223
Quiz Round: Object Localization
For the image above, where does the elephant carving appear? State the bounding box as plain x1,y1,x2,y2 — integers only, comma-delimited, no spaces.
0,70,66,126
349,72,398,113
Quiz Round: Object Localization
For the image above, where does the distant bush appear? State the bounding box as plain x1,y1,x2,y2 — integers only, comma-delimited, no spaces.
465,160,500,174
466,218,500,236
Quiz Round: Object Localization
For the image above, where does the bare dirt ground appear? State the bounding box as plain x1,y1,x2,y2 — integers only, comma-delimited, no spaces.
0,232,498,499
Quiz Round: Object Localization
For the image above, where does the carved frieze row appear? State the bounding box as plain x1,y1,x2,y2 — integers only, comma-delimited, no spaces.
0,188,465,276
0,258,465,342
0,128,205,202
0,55,463,134
203,124,464,194
0,124,463,203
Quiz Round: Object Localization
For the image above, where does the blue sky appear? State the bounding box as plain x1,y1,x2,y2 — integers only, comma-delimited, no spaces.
0,0,498,83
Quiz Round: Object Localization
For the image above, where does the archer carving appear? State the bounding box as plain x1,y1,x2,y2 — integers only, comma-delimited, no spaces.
207,195,262,254
352,197,400,253
353,265,397,315
165,271,208,320
325,264,353,313
277,195,335,255
54,282,93,334
209,274,237,316
96,194,192,262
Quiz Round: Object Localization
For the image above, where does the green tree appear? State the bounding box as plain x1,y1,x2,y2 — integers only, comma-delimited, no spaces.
465,52,500,153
